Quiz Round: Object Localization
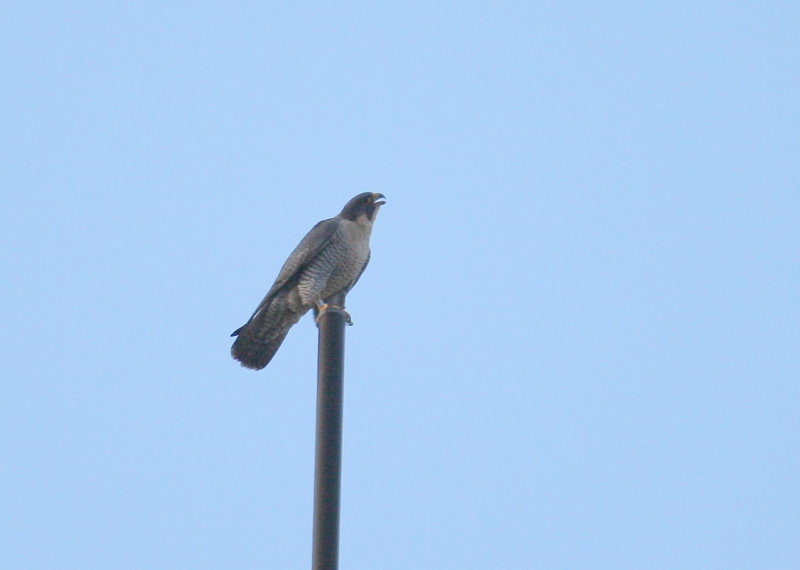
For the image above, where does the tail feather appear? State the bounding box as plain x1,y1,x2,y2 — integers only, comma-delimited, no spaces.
231,293,306,370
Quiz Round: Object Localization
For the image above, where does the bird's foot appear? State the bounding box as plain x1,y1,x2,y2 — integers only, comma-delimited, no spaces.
315,303,353,326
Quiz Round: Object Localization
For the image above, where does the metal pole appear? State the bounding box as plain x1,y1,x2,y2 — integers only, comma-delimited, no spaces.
312,306,346,570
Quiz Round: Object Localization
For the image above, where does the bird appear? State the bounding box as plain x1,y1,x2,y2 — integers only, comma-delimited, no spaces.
231,192,386,370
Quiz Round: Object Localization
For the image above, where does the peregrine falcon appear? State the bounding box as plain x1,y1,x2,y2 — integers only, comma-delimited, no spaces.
231,192,386,370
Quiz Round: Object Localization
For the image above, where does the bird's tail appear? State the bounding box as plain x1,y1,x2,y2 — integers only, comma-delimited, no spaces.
231,293,305,370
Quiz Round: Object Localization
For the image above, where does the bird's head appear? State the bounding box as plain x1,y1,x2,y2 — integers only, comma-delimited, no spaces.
339,192,386,223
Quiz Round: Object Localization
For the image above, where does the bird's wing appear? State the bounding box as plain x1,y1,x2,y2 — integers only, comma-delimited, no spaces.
238,217,340,327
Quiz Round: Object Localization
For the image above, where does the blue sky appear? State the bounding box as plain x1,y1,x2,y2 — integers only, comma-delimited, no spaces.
3,2,798,568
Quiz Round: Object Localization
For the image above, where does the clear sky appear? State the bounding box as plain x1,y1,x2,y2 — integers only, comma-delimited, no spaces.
3,2,798,568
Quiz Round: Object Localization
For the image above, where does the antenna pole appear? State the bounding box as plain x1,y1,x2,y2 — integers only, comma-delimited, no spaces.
311,305,347,570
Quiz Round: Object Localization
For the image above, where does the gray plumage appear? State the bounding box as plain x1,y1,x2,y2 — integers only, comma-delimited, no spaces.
231,192,385,370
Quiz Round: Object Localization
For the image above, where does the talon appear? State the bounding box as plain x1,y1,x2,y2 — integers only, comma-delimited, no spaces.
315,303,329,324
315,303,353,325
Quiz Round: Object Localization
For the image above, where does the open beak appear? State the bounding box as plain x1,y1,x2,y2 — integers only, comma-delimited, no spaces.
372,193,386,206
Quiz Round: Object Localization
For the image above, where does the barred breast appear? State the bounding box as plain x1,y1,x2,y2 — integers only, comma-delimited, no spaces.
297,219,372,306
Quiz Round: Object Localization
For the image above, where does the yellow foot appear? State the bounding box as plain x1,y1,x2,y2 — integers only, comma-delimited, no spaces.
315,303,353,326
